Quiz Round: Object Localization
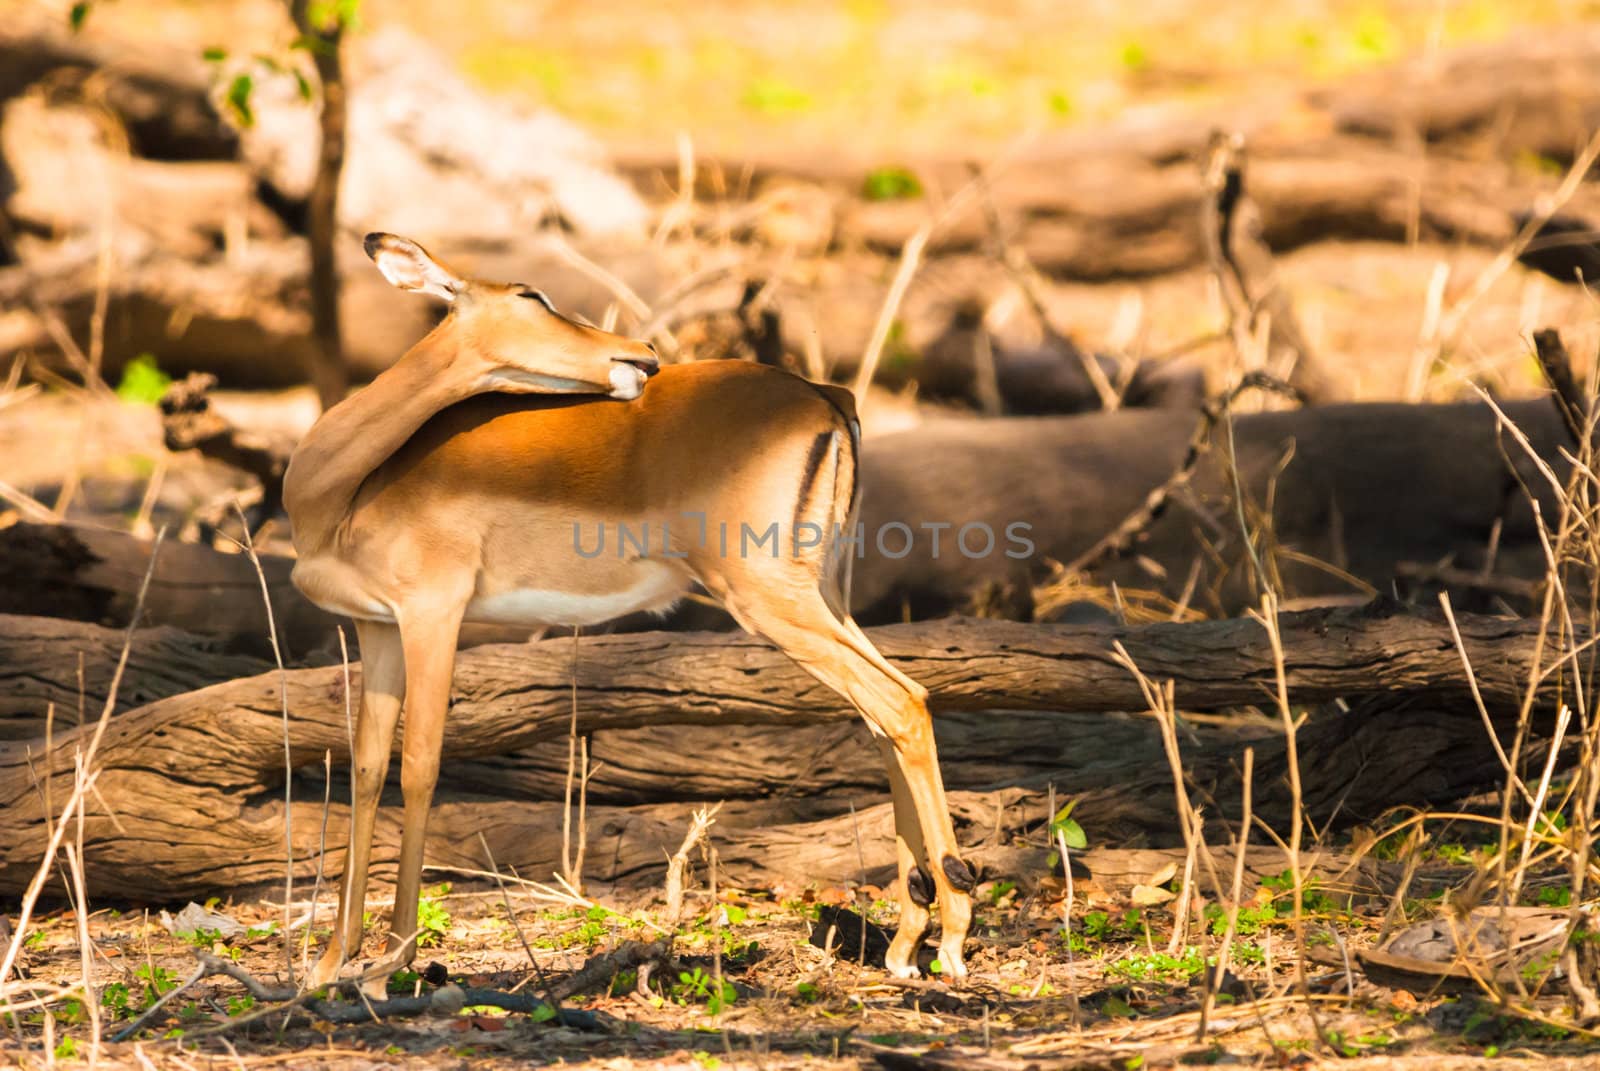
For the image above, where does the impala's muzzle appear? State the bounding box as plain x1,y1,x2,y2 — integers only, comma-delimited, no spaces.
608,354,659,400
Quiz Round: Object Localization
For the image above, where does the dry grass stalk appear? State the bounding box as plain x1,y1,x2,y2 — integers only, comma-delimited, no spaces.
1110,642,1222,953
1510,703,1573,904
1054,822,1083,1026
228,505,297,983
1440,591,1530,804
1469,388,1582,912
0,477,60,523
475,831,549,995
1198,746,1254,1042
1245,593,1333,1047
536,232,652,324
561,628,589,894
1437,129,1600,346
63,801,100,1061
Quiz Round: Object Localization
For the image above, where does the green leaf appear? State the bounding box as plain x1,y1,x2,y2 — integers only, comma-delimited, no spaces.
115,353,172,405
68,2,90,32
862,166,923,202
225,73,255,128
529,1003,557,1022
293,69,314,102
1050,802,1088,850
201,46,227,62
307,0,361,33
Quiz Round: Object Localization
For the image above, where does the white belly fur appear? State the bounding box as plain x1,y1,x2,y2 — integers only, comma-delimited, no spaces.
465,560,689,627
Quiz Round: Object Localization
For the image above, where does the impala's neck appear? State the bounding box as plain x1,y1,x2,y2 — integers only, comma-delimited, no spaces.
285,328,480,556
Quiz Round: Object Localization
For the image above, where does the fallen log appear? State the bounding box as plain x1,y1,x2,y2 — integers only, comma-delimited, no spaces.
0,524,538,662
1317,27,1600,166
0,612,1530,851
0,604,1571,898
0,614,268,733
853,397,1566,620
837,137,1600,281
0,521,339,662
1,98,282,262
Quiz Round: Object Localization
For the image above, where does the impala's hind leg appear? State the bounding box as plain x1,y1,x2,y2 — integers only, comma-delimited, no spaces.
708,567,973,978
875,736,932,975
312,619,405,989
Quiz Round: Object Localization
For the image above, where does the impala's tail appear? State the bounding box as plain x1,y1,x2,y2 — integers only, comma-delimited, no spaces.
806,383,862,621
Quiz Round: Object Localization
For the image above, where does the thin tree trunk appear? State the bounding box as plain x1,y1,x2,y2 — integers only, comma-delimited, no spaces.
287,0,349,410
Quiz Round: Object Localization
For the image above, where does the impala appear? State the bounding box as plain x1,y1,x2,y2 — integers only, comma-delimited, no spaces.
283,234,974,992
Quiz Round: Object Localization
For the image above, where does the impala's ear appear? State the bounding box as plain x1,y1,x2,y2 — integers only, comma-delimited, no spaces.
364,232,460,302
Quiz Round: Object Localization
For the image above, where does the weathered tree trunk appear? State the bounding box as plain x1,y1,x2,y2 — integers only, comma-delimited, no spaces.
287,0,350,411
0,605,1568,899
0,615,268,733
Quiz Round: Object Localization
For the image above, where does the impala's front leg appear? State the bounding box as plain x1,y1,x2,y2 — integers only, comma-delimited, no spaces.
312,620,405,990
386,602,467,981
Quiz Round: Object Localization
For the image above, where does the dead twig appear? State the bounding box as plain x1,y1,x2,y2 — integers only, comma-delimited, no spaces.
545,938,674,1003
663,804,722,925
1533,327,1593,452
115,950,597,1039
1201,131,1333,403
977,169,1119,412
1040,371,1303,595
160,373,290,526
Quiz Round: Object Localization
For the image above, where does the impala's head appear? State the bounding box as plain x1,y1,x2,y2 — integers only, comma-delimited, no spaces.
364,232,660,400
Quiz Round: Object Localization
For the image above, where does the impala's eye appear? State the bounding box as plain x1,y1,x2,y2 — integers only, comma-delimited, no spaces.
518,288,556,313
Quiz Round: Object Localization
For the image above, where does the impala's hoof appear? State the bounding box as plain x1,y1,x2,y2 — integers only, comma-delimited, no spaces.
941,854,976,892
937,944,970,979
906,865,935,907
887,961,921,980
360,972,391,1003
308,951,344,992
